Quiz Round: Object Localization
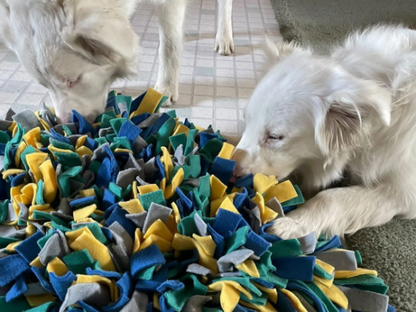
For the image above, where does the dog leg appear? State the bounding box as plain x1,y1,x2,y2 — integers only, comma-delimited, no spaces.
215,0,234,55
267,186,412,239
154,0,186,105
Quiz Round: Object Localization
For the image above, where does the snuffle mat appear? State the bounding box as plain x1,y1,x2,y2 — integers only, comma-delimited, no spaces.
0,89,394,312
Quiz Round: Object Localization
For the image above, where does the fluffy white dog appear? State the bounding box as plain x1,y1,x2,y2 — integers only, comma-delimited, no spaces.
0,0,234,122
233,25,416,239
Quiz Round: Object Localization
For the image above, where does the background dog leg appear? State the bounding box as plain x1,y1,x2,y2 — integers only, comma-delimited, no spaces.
268,186,414,239
215,0,234,55
154,0,186,105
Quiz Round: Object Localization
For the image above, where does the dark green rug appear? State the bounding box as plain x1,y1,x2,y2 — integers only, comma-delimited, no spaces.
273,0,416,53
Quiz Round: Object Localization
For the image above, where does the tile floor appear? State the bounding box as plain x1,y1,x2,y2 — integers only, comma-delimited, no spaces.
0,0,280,135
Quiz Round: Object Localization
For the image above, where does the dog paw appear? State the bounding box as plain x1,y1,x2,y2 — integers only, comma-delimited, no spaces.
153,82,178,107
215,33,234,55
266,218,310,240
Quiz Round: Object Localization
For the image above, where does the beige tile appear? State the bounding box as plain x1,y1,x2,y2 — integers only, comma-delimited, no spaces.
215,108,237,120
17,93,45,105
0,92,20,104
215,120,238,134
192,107,213,118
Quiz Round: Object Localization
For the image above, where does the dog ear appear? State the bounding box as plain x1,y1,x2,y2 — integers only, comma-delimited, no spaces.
315,77,392,156
264,36,306,64
62,0,138,76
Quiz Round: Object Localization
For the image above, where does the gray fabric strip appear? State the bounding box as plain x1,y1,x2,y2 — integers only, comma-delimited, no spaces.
50,211,74,222
99,127,114,138
108,244,130,273
182,295,212,312
18,203,29,222
137,113,163,128
5,108,15,121
5,203,16,222
126,212,148,229
217,272,243,277
0,156,4,171
133,136,148,152
0,120,13,131
142,203,172,233
338,286,389,312
59,283,111,312
82,170,95,188
194,213,208,236
12,110,41,130
298,232,317,255
123,154,143,172
109,222,133,257
24,282,50,296
217,249,254,272
186,263,213,277
143,158,159,180
91,143,111,161
28,221,46,234
0,225,20,238
266,197,285,218
315,250,358,271
38,230,70,266
174,145,185,166
81,154,92,171
120,291,148,312
53,124,77,135
116,168,140,189
56,198,73,216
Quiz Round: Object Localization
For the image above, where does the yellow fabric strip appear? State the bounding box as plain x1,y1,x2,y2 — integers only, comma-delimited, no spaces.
119,199,144,214
279,289,307,312
132,88,163,117
208,281,252,312
320,284,349,310
26,152,48,183
73,204,97,222
253,173,278,195
39,160,58,203
264,180,298,203
25,294,56,307
76,275,117,302
68,231,116,271
23,127,41,147
192,234,216,257
138,184,159,195
217,143,235,160
235,259,260,278
334,268,378,279
210,175,227,201
164,168,184,200
46,257,68,277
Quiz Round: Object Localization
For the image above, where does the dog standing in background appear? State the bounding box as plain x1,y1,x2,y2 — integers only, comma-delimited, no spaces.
233,25,416,239
0,0,235,122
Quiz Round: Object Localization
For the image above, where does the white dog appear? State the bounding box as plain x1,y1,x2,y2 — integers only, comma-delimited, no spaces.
233,25,416,239
0,0,234,122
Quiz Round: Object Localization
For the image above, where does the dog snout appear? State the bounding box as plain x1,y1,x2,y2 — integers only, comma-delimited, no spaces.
231,148,249,178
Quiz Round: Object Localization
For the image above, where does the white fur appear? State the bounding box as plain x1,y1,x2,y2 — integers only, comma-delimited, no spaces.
0,0,234,122
234,25,416,239
215,0,234,55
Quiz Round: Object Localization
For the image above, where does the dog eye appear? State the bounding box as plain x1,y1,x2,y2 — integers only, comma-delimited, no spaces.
268,134,285,141
66,75,82,88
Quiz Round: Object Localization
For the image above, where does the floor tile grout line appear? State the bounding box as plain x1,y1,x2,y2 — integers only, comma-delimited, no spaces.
10,65,34,106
